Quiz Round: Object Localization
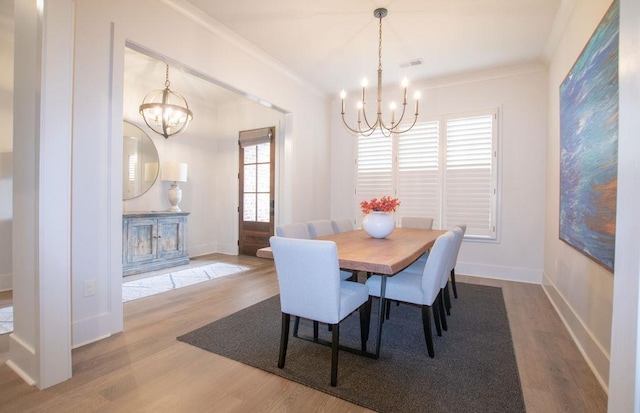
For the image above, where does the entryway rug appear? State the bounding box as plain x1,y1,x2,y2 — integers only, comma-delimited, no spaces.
123,262,249,302
177,283,525,413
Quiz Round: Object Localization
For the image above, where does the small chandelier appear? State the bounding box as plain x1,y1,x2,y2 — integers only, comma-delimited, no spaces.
139,64,193,139
340,8,420,137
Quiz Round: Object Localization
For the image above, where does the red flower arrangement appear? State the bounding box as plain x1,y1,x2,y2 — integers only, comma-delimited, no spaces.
360,196,401,214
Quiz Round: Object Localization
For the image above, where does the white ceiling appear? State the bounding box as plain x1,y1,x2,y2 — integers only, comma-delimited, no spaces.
184,0,563,94
126,0,565,109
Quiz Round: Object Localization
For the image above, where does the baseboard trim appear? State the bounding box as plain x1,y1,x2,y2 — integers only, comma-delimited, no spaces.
7,333,37,386
72,312,115,349
457,262,542,284
542,272,610,393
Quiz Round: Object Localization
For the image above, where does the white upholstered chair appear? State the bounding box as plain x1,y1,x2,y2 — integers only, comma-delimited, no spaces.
365,231,455,358
450,224,466,298
276,223,310,239
270,236,371,387
306,220,354,282
401,216,434,264
307,220,335,238
331,219,354,233
401,216,434,230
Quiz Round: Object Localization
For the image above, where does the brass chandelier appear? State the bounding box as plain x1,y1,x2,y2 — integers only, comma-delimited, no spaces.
139,64,193,139
340,8,420,137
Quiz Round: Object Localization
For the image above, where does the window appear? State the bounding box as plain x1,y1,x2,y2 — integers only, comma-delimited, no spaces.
356,109,498,240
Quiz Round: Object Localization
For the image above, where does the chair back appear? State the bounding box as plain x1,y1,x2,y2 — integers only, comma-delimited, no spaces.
307,220,335,238
401,216,434,230
270,236,342,324
331,219,354,233
275,223,310,239
451,224,466,264
420,231,455,303
441,227,464,288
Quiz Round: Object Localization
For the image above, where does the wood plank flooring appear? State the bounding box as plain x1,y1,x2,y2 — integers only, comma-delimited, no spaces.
0,254,607,412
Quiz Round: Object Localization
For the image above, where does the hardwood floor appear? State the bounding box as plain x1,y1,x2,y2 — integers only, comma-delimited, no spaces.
0,254,607,412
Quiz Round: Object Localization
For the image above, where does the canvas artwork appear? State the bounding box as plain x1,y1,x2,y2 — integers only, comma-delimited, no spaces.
559,0,619,271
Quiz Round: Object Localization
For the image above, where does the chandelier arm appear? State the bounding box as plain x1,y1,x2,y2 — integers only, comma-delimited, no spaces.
391,114,420,135
341,113,377,135
389,102,409,129
360,102,378,131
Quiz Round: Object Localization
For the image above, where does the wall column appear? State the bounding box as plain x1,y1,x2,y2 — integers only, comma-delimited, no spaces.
10,0,74,388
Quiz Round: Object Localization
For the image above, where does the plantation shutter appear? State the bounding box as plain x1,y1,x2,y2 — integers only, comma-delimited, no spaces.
397,121,441,228
443,112,496,238
355,131,393,226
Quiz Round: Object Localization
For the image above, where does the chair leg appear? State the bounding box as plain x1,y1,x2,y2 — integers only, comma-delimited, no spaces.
451,268,458,298
443,281,452,315
313,321,319,341
278,313,290,368
330,323,340,387
437,291,448,331
385,299,391,320
359,300,371,352
421,306,435,358
432,298,442,337
293,316,300,337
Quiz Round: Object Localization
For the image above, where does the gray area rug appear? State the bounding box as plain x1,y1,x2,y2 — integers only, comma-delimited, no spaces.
178,283,525,413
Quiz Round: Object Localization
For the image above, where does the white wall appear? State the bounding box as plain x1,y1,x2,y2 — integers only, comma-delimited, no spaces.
0,0,13,291
69,0,330,348
543,0,615,389
330,65,548,284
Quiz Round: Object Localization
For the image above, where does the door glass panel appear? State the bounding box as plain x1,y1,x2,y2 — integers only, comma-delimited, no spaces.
244,164,257,192
257,142,270,163
243,193,256,221
257,164,270,192
244,145,257,163
257,193,270,222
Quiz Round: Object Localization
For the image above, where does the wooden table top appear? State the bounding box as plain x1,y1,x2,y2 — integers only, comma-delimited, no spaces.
256,228,446,275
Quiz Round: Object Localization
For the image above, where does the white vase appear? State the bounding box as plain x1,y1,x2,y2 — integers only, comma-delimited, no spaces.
362,211,395,238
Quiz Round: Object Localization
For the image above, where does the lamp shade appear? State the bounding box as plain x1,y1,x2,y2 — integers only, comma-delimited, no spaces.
161,162,188,183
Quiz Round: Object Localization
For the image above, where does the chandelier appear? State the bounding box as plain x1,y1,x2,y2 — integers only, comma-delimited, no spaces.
340,8,420,137
139,64,193,139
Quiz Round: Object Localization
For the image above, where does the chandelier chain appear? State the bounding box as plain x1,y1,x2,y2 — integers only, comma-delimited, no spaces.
378,15,383,72
165,64,170,88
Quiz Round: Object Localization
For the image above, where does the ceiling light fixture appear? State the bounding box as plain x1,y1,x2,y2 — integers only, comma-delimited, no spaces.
340,8,420,137
139,64,193,139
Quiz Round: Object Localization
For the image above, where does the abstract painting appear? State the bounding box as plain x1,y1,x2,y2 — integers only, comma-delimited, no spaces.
559,0,619,271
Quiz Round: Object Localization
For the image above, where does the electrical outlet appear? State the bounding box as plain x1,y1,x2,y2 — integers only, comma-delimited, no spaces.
84,280,96,297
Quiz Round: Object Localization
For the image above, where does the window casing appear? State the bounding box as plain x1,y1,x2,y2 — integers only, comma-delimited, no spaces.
355,109,498,240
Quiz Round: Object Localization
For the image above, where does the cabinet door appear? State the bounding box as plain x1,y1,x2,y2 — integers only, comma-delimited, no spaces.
125,218,158,264
157,217,186,260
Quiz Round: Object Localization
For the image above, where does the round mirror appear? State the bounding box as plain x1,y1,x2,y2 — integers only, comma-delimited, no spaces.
123,121,159,200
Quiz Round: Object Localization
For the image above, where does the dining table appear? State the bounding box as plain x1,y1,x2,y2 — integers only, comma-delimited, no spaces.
257,227,446,358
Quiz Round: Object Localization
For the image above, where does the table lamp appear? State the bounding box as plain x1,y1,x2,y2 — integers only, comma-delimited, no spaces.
161,161,188,212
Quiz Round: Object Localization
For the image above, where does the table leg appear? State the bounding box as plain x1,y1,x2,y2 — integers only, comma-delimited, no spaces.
374,275,387,359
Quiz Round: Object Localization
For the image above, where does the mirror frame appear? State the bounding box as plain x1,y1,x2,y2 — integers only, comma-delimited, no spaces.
122,121,160,200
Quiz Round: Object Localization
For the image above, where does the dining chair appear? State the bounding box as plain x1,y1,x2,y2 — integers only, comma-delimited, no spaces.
400,216,434,264
307,220,335,238
276,223,310,239
401,216,434,230
270,236,371,387
331,218,354,233
399,226,463,319
441,226,464,316
276,222,352,335
365,231,455,358
450,223,466,298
